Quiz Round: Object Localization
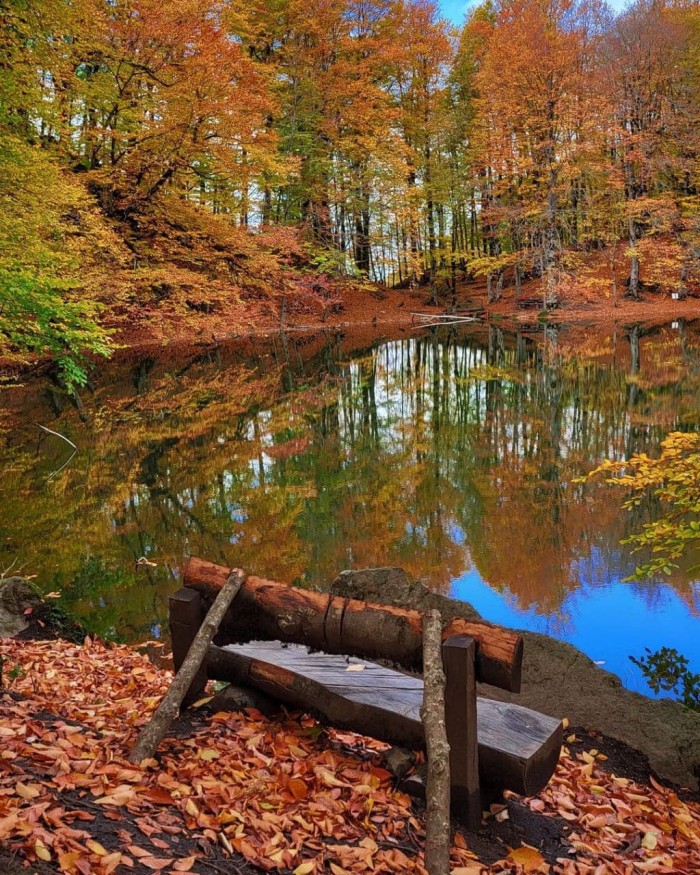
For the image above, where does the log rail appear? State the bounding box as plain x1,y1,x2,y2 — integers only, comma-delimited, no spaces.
183,557,523,692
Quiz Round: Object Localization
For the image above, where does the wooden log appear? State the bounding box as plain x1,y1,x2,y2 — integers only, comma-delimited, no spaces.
422,611,451,875
205,641,562,799
443,636,480,828
184,557,523,692
129,570,245,764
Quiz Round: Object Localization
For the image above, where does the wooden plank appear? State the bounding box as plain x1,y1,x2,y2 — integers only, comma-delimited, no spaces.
169,587,207,707
184,557,523,692
206,641,562,799
443,636,479,828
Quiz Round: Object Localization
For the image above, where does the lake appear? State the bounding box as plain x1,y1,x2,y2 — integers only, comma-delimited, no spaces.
2,320,699,698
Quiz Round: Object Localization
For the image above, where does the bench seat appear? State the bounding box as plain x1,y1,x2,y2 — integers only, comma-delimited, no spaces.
207,640,562,799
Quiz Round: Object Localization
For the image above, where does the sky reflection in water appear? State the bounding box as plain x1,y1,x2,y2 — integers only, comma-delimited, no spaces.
453,564,700,696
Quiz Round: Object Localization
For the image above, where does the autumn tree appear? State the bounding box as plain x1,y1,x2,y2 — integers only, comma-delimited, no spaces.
471,0,606,303
603,0,699,298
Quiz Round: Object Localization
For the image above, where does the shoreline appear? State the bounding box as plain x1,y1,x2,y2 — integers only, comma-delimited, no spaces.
1,282,699,387
114,283,700,351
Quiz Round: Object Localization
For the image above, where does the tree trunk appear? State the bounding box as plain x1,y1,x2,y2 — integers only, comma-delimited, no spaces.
626,219,640,299
422,610,451,875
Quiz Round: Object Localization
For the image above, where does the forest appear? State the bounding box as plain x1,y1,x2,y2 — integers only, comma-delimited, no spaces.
1,0,699,382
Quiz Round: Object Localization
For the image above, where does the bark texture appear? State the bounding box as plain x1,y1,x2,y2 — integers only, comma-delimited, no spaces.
422,610,451,875
184,557,523,691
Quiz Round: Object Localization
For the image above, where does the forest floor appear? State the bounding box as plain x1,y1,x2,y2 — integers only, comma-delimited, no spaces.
1,607,699,875
113,271,700,354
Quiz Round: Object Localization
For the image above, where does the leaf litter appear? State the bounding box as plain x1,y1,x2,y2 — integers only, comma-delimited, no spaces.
1,637,699,875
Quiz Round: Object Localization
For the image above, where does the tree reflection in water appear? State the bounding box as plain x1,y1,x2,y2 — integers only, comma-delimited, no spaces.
1,321,698,693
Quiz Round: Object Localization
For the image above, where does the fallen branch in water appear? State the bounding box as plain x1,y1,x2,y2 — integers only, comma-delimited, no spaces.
35,423,77,451
36,423,77,482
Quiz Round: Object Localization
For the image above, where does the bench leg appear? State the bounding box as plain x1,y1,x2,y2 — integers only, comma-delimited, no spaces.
169,587,207,708
443,635,480,829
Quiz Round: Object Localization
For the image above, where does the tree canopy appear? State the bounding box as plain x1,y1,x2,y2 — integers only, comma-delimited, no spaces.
1,0,699,378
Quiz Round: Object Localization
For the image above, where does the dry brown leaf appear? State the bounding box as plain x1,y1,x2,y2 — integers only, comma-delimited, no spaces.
507,845,546,871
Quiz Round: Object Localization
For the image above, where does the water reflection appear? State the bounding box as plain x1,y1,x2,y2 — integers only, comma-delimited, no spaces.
1,321,699,696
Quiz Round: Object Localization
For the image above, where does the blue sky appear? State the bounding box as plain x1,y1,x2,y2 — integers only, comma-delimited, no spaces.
439,0,627,25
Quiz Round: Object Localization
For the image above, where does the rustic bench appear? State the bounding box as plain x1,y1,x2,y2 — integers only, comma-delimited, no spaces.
170,558,562,827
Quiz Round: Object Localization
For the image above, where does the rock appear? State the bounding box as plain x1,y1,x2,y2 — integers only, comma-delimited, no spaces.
400,763,428,798
0,578,41,638
384,746,415,779
331,569,700,792
332,568,481,620
208,683,277,717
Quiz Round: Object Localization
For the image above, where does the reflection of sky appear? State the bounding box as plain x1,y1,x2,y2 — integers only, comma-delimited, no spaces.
452,569,700,698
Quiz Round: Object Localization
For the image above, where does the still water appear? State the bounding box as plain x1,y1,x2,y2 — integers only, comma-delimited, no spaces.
2,321,699,697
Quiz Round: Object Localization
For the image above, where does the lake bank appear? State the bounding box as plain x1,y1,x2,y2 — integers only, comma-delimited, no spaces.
110,276,700,354
331,569,700,793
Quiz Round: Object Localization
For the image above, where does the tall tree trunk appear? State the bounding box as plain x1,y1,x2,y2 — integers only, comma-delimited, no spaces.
626,219,640,299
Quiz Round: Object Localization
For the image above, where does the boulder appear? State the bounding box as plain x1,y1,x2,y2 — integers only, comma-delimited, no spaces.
208,683,277,717
0,578,41,638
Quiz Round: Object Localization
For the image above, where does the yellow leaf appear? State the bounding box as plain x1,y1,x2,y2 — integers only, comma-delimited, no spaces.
58,851,80,873
192,696,214,708
198,748,220,761
35,840,51,862
317,768,347,788
507,845,545,871
87,839,108,856
641,831,658,851
294,862,316,875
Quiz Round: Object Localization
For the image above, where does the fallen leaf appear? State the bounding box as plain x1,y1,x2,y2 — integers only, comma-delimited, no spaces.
507,845,545,871
289,778,308,800
16,781,42,799
198,748,220,761
642,831,659,851
141,856,174,871
86,839,108,856
35,840,51,862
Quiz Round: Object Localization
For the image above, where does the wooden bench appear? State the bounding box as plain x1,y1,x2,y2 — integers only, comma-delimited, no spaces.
170,558,562,827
